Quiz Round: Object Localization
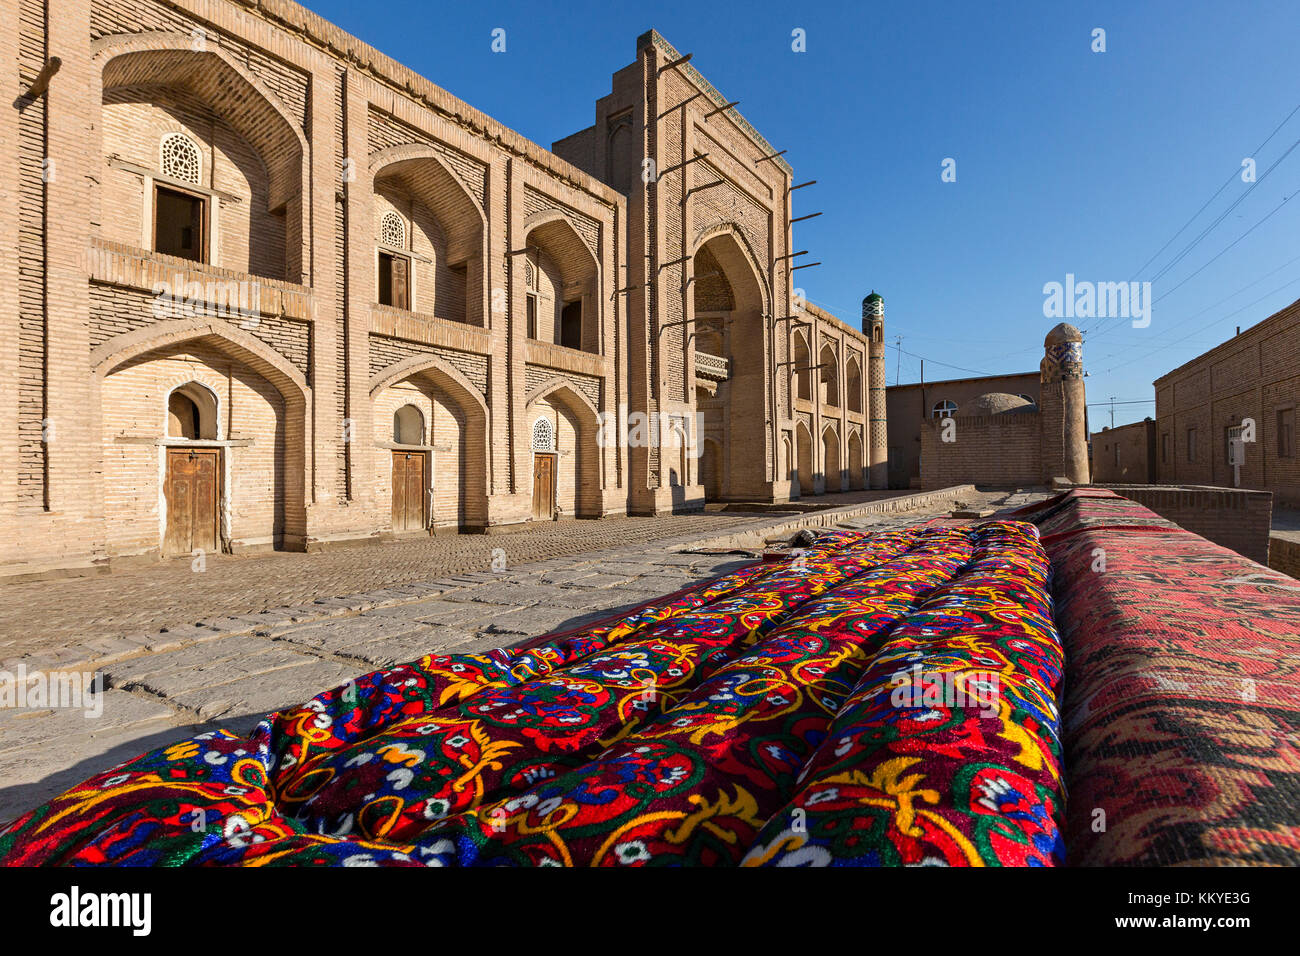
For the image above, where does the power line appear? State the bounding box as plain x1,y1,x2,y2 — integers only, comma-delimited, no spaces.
1149,136,1300,286
1151,187,1296,303
1099,274,1300,374
1087,99,1300,339
1131,101,1300,282
1087,249,1300,363
885,341,994,379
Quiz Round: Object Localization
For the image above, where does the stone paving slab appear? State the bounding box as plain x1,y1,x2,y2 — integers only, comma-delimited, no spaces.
126,648,320,701
0,716,188,820
163,659,362,721
327,629,478,668
0,690,176,753
106,636,295,685
268,617,431,655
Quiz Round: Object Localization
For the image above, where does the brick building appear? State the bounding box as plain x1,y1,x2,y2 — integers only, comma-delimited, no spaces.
553,34,884,509
0,1,883,576
1091,419,1156,484
917,324,1089,489
886,370,1040,488
1153,296,1300,506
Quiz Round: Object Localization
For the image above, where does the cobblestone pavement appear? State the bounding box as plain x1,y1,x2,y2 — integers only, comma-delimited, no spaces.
0,489,1042,824
0,512,782,660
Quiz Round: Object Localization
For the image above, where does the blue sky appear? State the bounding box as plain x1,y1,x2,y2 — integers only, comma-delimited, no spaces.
307,0,1300,427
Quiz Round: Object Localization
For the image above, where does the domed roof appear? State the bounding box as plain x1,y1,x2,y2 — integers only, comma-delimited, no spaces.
1045,322,1082,347
957,392,1035,417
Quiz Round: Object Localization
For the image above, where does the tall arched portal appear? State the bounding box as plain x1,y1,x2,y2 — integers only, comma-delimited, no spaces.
691,230,769,501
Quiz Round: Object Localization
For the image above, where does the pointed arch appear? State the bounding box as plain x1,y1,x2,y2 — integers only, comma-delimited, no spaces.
795,420,814,498
524,376,601,423
690,223,772,499
848,428,865,490
821,422,842,494
524,379,602,517
523,212,600,353
92,318,309,554
370,353,489,529
369,352,487,414
793,330,812,401
94,34,307,212
92,318,309,401
819,343,839,407
689,221,771,318
521,209,601,274
367,144,487,231
846,354,864,414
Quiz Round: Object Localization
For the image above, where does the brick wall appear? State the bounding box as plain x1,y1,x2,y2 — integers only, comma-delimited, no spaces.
920,412,1042,489
1155,297,1300,506
886,372,1040,489
1106,484,1273,564
1091,419,1155,483
1269,534,1300,580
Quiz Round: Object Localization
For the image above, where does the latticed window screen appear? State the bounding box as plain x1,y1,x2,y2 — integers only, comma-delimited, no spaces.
531,417,555,451
160,133,201,185
380,212,406,249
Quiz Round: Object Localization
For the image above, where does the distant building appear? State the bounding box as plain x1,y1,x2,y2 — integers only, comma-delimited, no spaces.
1153,297,1300,506
917,324,1089,489
886,372,1040,488
1091,419,1156,483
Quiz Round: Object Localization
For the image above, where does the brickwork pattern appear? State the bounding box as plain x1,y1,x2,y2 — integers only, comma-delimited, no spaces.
1107,484,1273,565
1154,298,1300,507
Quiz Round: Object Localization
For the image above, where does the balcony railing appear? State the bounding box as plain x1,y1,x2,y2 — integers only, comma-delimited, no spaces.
695,350,730,380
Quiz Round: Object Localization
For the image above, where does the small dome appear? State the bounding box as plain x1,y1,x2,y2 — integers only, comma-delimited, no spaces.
1045,322,1082,347
958,392,1035,417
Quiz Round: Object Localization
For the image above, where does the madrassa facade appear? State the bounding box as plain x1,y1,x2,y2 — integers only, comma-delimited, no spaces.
0,0,885,575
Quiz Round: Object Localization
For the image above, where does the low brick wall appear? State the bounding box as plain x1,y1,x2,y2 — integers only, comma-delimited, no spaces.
684,484,979,551
1100,484,1273,565
920,414,1041,490
1270,534,1300,580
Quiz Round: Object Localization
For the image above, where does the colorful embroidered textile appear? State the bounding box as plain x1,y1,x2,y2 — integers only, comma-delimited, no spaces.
0,522,1065,866
1022,489,1300,866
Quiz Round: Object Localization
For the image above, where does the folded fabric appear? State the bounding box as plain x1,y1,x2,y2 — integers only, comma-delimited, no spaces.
0,522,1065,867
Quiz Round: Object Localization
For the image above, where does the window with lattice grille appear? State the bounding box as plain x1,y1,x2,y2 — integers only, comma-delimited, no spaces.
160,133,201,185
531,417,555,451
381,212,406,249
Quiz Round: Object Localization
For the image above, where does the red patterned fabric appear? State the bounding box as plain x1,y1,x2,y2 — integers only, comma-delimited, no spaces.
1024,489,1300,866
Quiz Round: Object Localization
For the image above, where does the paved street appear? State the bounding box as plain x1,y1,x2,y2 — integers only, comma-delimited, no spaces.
0,512,777,662
0,488,1034,824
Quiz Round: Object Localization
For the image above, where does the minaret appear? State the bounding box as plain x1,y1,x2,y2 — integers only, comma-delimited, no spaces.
1040,322,1090,484
862,292,888,489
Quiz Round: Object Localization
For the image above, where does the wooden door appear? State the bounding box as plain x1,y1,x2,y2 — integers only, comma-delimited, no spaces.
532,453,555,519
164,448,218,556
391,450,426,531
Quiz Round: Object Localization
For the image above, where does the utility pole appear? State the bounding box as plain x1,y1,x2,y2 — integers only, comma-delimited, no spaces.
894,335,902,385
1109,396,1116,430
